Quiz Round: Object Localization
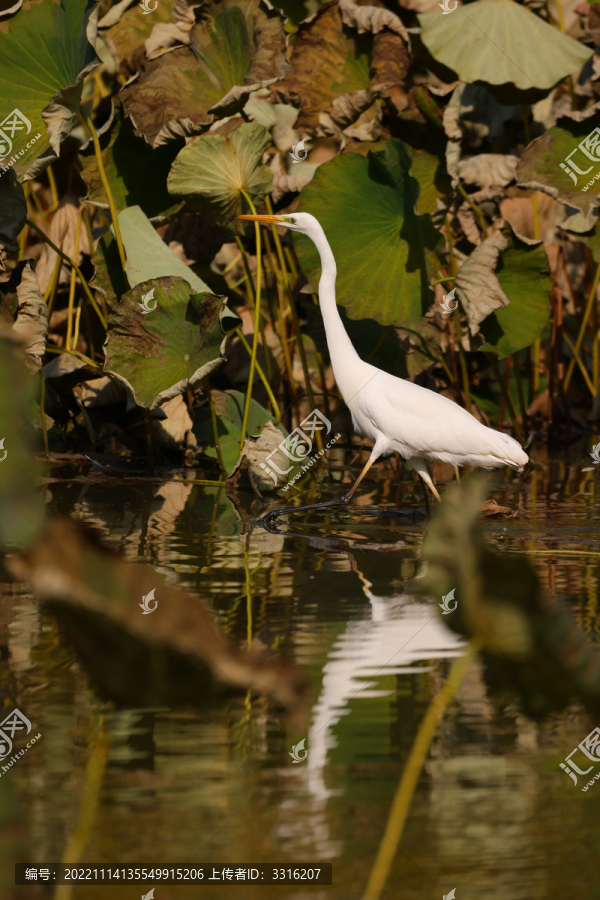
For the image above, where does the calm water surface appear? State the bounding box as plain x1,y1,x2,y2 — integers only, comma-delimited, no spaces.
2,441,600,899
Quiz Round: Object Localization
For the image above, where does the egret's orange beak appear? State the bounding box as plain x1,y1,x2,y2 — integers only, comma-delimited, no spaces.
236,214,283,224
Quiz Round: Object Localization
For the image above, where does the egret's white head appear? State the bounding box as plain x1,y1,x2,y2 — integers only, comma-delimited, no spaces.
237,211,319,235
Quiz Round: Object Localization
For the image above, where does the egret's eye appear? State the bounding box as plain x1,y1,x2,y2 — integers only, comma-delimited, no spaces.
282,216,297,225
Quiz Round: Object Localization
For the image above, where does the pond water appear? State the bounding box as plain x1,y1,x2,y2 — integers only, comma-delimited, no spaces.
2,441,600,900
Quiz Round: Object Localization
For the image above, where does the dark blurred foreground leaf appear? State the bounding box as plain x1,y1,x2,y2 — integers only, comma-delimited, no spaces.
421,478,600,719
7,518,308,721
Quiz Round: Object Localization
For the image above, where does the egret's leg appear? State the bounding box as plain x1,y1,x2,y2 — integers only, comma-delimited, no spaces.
340,455,376,502
407,458,441,502
259,450,379,523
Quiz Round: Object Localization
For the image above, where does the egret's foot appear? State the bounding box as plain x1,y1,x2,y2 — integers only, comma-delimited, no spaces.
258,494,351,525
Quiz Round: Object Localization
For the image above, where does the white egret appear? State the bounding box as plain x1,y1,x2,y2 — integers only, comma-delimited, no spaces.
238,212,528,516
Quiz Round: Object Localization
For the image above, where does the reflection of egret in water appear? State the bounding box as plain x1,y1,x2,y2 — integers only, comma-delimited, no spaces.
306,568,465,802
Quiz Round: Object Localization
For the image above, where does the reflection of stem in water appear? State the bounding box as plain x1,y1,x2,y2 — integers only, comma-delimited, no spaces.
362,638,483,900
143,408,154,474
39,372,49,456
137,484,154,559
55,715,111,900
238,190,262,452
244,546,252,649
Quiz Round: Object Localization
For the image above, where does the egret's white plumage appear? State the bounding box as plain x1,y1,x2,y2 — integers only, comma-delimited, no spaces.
238,211,528,504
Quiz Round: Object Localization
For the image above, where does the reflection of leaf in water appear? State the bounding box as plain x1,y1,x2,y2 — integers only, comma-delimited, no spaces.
191,484,239,534
421,478,600,718
0,328,43,552
8,518,307,719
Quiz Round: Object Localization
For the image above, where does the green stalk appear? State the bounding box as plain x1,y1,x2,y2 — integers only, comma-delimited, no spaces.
26,219,107,329
445,216,472,413
366,324,393,364
239,191,263,452
362,639,482,900
235,327,281,422
264,196,321,449
233,235,273,383
79,110,127,273
564,261,600,393
39,371,49,457
143,408,154,474
486,352,523,444
44,345,101,369
437,352,454,385
263,228,298,402
594,282,599,391
563,332,596,396
457,183,488,238
453,308,472,413
46,162,59,210
513,355,529,437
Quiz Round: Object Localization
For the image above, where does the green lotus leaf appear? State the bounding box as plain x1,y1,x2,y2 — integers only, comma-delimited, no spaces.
294,139,442,325
116,205,211,293
118,0,288,147
0,170,26,244
79,99,183,218
517,109,600,218
103,276,227,409
194,389,282,475
89,232,127,311
479,227,551,359
167,123,273,232
0,0,99,178
409,147,452,216
418,0,592,92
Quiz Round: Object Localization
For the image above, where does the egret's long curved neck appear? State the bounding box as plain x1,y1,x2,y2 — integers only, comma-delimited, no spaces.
311,224,367,400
